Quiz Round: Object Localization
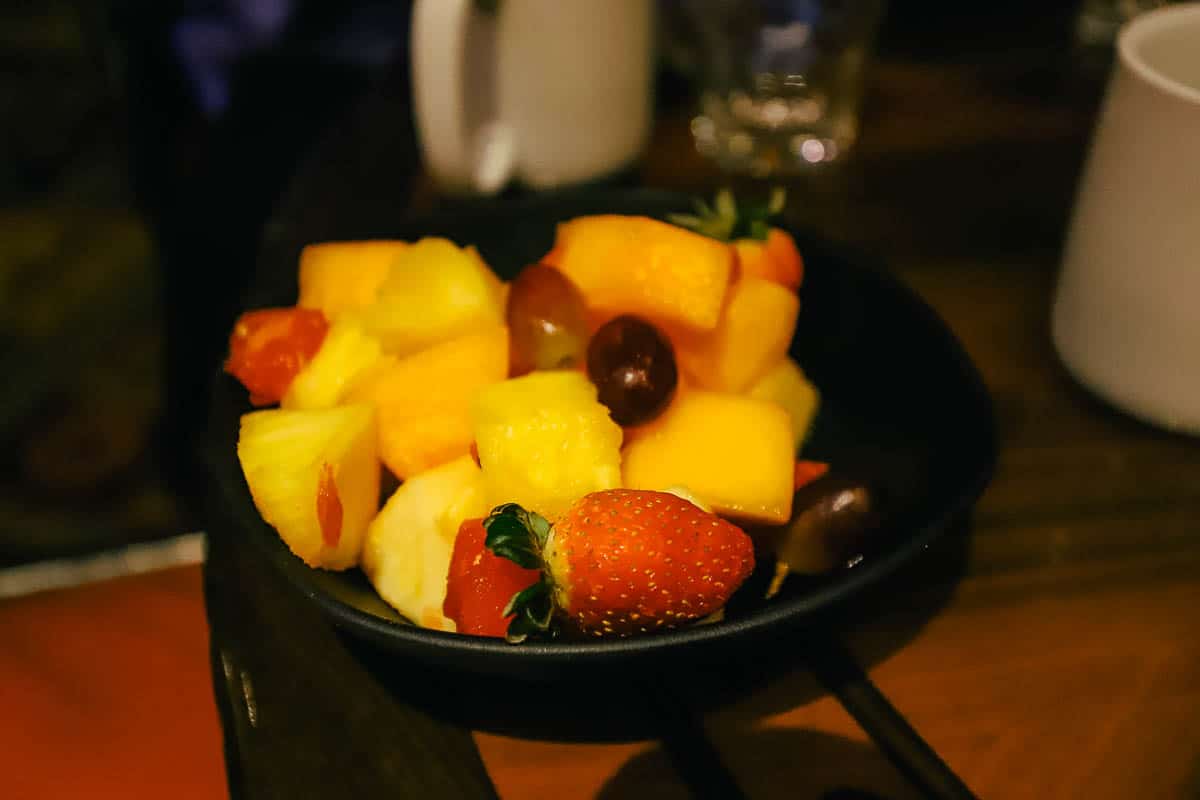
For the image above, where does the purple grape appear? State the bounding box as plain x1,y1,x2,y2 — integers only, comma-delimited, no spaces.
587,315,678,426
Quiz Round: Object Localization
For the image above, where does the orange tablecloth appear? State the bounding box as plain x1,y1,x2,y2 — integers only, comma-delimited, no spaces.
6,558,1199,798
1,566,225,800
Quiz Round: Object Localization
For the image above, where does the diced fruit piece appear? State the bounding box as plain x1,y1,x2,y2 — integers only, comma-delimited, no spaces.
466,245,505,298
443,518,540,637
547,215,734,333
237,404,378,569
483,491,755,640
282,320,386,410
623,391,794,525
297,240,405,317
348,326,509,479
506,264,589,375
746,357,821,451
793,460,829,490
587,314,678,427
472,371,622,520
732,228,804,290
361,455,490,631
226,307,329,406
354,237,505,356
674,276,799,393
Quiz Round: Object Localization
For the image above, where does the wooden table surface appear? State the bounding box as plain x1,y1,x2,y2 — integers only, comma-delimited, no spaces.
3,54,1199,799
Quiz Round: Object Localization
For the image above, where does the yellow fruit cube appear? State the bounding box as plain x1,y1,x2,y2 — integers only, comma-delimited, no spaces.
354,237,505,356
747,357,820,451
547,215,734,333
237,404,379,569
361,455,490,631
675,276,799,392
298,240,405,317
349,326,509,479
623,391,794,525
466,245,506,302
282,320,386,410
472,371,623,520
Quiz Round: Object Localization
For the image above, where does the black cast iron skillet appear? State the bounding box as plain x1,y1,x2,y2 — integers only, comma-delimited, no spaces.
206,189,995,799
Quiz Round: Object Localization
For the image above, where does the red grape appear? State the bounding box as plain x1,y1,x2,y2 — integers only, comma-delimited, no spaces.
587,315,678,426
506,264,589,376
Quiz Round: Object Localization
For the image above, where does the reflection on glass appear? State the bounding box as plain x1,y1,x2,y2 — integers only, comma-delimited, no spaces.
681,0,884,175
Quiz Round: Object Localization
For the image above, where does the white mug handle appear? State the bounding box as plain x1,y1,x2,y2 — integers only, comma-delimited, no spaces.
411,0,515,194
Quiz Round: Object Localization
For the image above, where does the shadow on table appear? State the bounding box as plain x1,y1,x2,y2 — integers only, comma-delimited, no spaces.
596,728,922,800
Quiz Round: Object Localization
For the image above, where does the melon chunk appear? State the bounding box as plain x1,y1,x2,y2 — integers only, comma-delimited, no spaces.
547,215,734,333
746,357,820,451
298,240,405,317
623,391,794,525
349,326,509,479
675,276,799,393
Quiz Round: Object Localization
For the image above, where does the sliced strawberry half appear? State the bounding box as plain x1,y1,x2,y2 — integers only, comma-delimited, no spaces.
444,518,541,638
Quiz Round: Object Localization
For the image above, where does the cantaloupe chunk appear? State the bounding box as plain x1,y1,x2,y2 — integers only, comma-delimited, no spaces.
348,325,509,479
746,357,820,451
547,215,734,333
623,391,794,525
298,240,405,317
675,276,799,392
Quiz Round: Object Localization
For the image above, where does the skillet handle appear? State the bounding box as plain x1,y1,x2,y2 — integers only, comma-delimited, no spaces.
804,635,980,800
642,679,749,800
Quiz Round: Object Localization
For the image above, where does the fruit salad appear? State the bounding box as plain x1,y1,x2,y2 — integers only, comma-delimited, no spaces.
228,191,868,642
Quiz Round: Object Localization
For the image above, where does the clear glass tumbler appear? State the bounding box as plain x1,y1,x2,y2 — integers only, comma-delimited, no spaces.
680,0,884,174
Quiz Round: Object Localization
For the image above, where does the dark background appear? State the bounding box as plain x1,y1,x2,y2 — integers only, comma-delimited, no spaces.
0,0,1105,565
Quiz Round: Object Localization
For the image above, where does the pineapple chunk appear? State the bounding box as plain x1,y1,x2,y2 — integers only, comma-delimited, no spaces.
348,325,509,479
746,357,820,451
623,391,794,525
298,240,405,317
361,455,490,631
238,404,379,569
354,237,505,356
472,371,622,520
282,320,386,410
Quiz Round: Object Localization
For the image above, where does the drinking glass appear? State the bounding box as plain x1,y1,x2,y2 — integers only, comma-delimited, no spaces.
679,0,884,175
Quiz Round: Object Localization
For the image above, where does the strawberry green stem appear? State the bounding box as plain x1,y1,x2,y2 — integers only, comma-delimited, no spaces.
483,503,557,643
667,187,787,242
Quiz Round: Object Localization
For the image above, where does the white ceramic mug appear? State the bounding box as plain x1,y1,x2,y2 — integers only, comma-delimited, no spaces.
1052,3,1200,434
411,0,655,194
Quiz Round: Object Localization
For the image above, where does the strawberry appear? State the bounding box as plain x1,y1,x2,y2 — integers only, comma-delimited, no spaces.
669,188,803,290
226,307,329,405
793,460,829,491
484,489,755,642
443,519,541,637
